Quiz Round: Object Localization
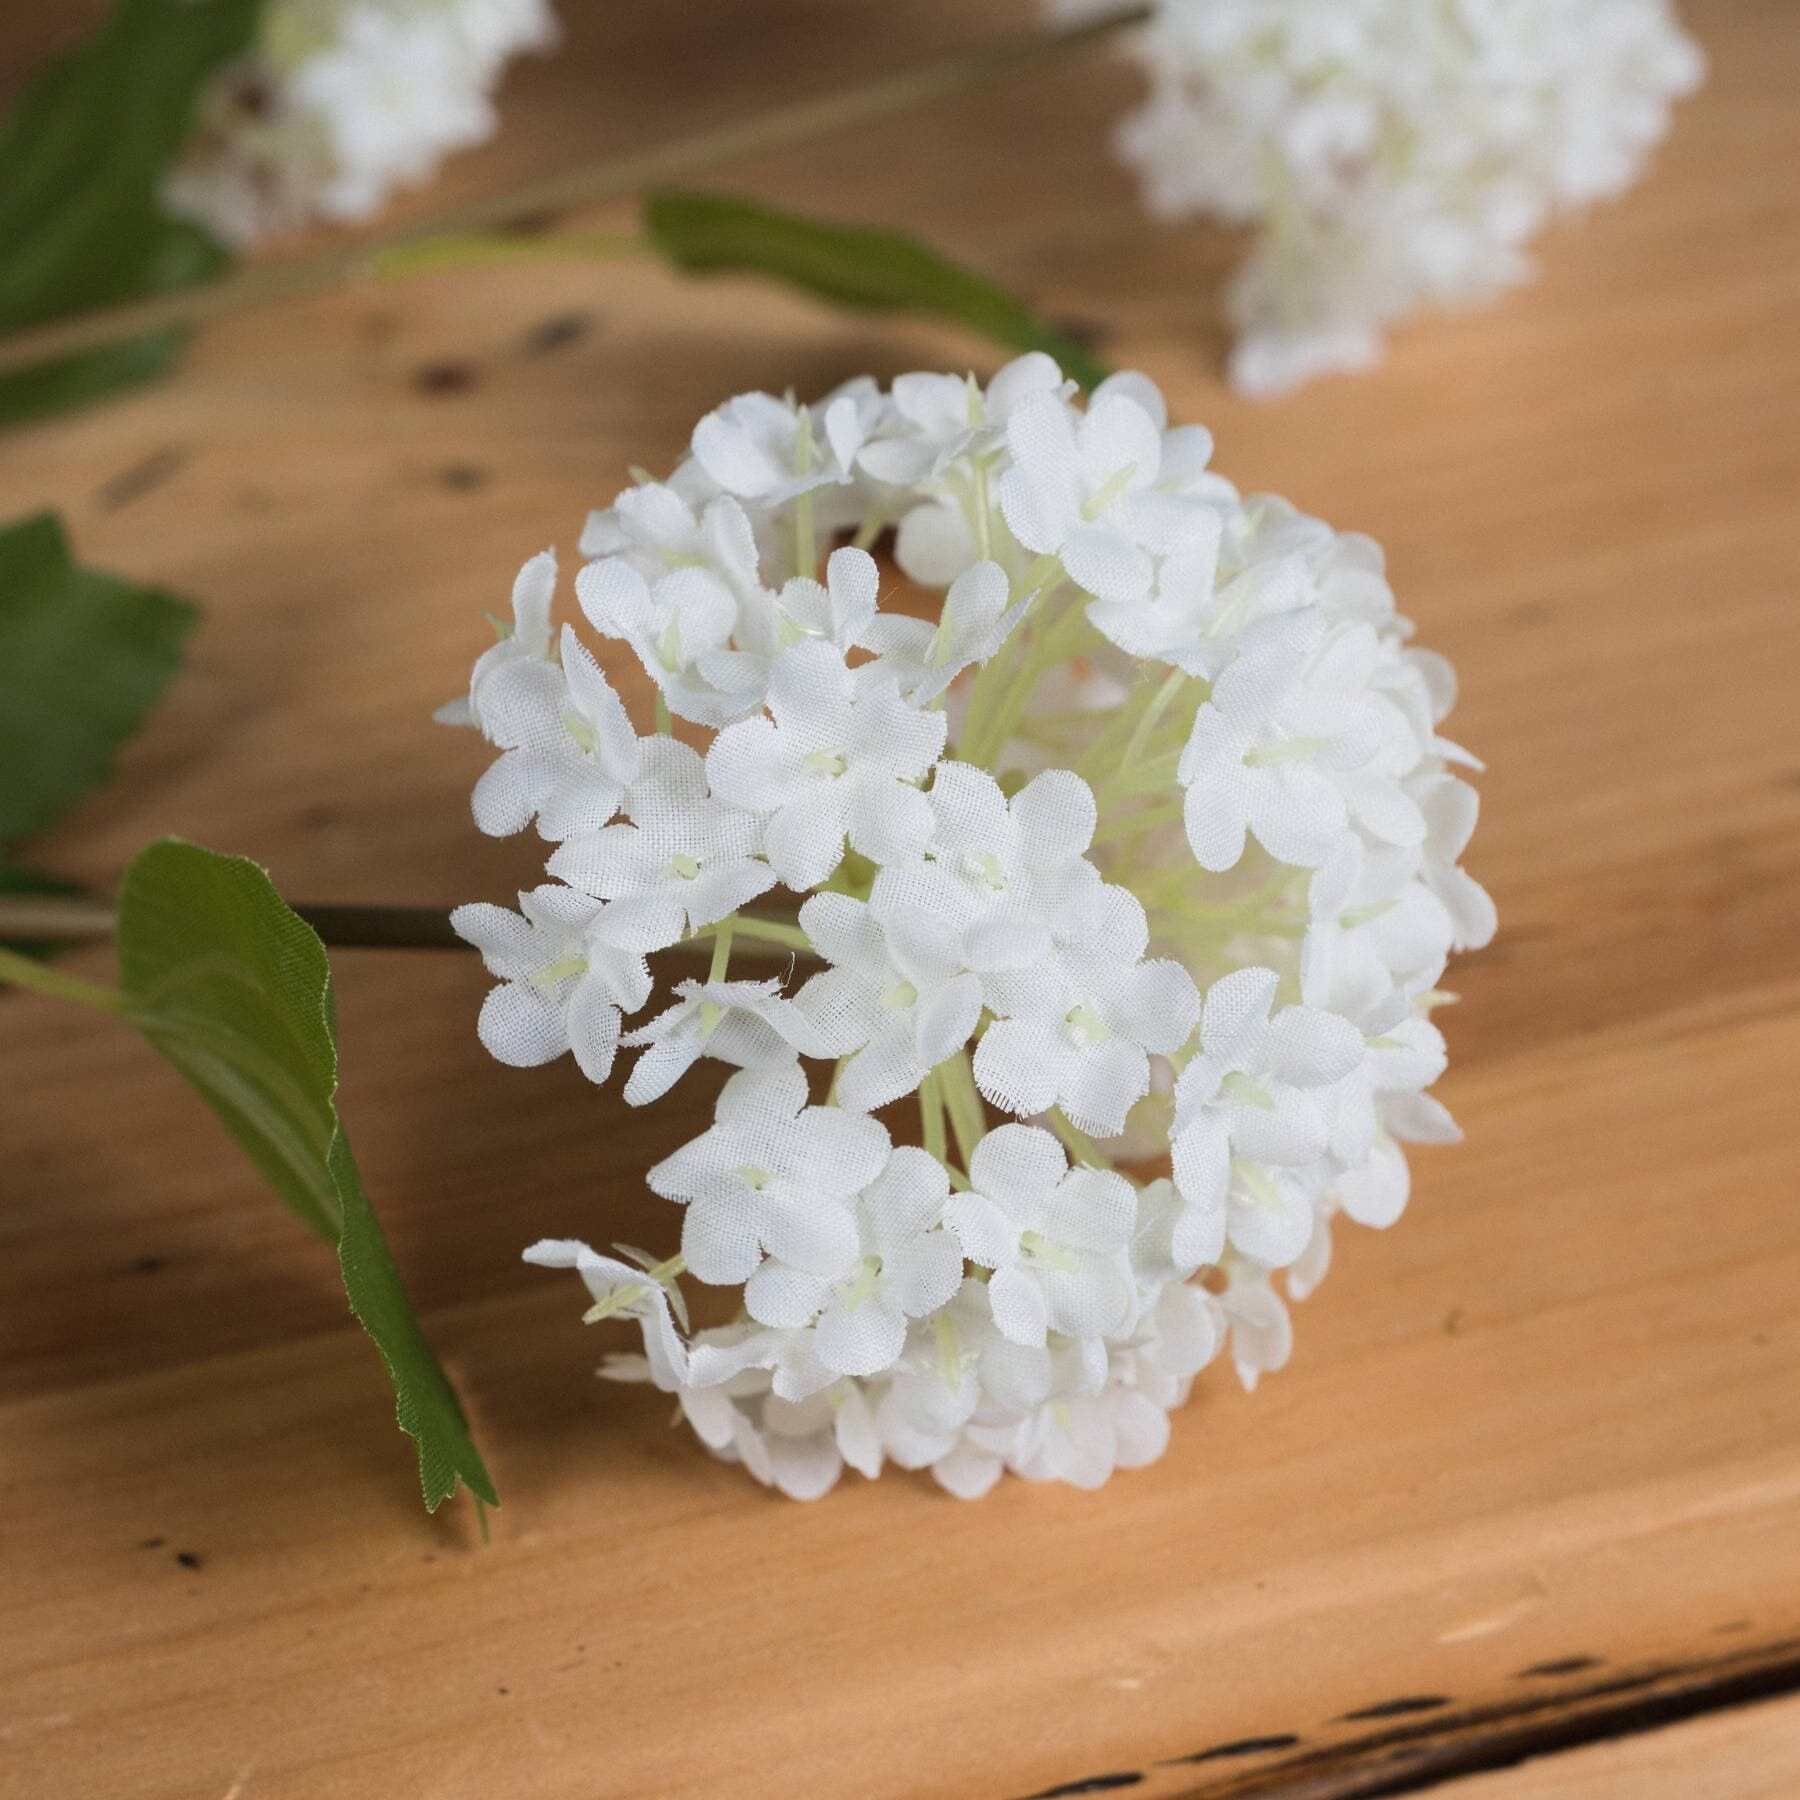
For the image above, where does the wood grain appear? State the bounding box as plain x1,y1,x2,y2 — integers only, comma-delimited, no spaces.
1,3,1797,1796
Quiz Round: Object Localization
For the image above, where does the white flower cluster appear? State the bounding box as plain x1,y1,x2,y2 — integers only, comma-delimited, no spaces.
165,0,557,246
444,358,1494,1498
1058,0,1702,394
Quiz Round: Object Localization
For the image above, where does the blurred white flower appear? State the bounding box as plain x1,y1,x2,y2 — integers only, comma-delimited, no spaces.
1061,0,1703,392
166,0,557,245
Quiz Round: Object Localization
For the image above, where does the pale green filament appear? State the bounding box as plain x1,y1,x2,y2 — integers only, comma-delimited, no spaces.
530,953,586,988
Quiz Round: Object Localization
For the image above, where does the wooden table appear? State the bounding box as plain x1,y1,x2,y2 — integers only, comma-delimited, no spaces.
2,3,1796,1795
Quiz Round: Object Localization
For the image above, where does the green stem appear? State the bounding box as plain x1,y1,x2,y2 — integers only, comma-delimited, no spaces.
368,230,650,280
0,7,1153,381
1045,1107,1108,1169
1090,795,1187,848
938,1050,989,1168
0,945,123,1013
1123,667,1187,767
685,910,814,953
919,1069,948,1166
707,916,735,984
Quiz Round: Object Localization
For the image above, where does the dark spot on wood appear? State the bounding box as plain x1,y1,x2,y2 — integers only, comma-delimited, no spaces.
1518,1656,1603,1678
440,463,489,492
416,361,477,395
1022,1775,1142,1798
519,312,594,357
496,1686,510,1696
1052,317,1107,352
96,445,186,512
1714,1621,1753,1635
131,1255,165,1275
1443,1305,1465,1335
174,1550,203,1570
139,1536,166,1550
1164,1734,1301,1765
1506,599,1556,628
1341,1696,1451,1721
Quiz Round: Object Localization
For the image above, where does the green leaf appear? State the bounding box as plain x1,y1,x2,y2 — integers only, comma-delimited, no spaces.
643,189,1110,391
116,839,497,1511
0,0,259,423
0,510,197,848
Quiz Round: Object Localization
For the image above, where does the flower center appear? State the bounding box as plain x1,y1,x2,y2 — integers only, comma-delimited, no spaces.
1231,1157,1286,1212
1020,1229,1078,1273
840,1255,883,1312
1245,734,1324,767
1082,461,1138,521
561,711,597,753
966,849,1007,891
1064,1000,1109,1047
1220,1070,1277,1111
882,977,919,1010
734,1165,773,1191
668,852,702,880
802,747,847,778
529,953,586,988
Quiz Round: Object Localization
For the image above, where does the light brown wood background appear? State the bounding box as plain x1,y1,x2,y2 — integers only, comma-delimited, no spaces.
2,3,1797,1796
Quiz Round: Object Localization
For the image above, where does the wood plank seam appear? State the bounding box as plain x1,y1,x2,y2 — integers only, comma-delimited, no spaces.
1017,1632,1800,1799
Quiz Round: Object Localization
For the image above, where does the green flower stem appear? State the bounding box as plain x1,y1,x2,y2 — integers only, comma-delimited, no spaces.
965,589,1099,770
0,892,820,957
684,910,815,954
1094,747,1186,804
0,6,1152,382
1123,667,1188,766
1045,1107,1107,1169
707,915,736,983
1090,795,1187,848
954,552,1063,763
0,944,123,1013
938,1050,988,1169
367,230,651,281
919,1068,948,1166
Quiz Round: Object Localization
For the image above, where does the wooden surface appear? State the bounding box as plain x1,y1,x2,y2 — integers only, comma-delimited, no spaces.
3,3,1798,1796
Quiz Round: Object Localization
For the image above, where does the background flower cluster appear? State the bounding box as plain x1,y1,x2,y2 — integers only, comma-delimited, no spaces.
444,358,1494,1497
1059,0,1703,393
166,0,558,245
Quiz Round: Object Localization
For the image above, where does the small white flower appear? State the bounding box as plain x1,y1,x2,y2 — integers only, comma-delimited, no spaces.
706,641,948,890
920,761,1099,969
648,1066,889,1286
523,1238,686,1390
577,554,744,728
451,885,651,1084
946,1124,1137,1346
1178,619,1415,871
546,736,774,952
469,625,640,841
861,560,1031,705
976,879,1200,1138
999,381,1213,603
744,1146,964,1376
1170,966,1364,1268
618,976,826,1107
435,548,557,730
793,886,986,1113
